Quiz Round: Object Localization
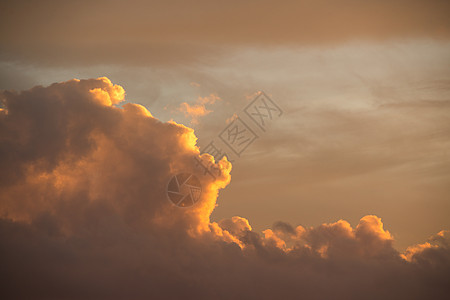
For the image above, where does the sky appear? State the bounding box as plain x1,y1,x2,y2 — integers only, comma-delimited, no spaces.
1,1,450,299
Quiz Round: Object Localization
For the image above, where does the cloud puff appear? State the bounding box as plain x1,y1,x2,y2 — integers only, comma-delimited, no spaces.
176,93,220,125
0,78,449,299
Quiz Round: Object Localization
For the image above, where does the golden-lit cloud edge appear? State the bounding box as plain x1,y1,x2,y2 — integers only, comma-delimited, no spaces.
1,77,449,298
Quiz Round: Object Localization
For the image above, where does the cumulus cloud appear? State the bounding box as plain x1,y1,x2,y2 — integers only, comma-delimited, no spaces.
0,77,230,234
0,78,449,299
402,230,450,264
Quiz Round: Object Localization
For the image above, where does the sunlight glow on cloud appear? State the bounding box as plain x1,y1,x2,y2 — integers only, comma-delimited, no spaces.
0,78,449,299
176,93,221,125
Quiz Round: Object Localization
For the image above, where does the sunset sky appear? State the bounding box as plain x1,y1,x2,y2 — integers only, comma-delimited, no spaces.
1,1,450,299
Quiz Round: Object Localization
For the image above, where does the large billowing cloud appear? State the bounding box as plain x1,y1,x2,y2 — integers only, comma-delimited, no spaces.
0,78,449,299
0,77,231,233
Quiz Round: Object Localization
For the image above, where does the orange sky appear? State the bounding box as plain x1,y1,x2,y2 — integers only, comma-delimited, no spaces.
1,1,450,298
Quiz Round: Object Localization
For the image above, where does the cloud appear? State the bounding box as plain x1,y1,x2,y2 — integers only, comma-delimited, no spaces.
402,230,450,264
2,0,450,67
1,78,449,299
0,77,231,234
176,93,220,125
